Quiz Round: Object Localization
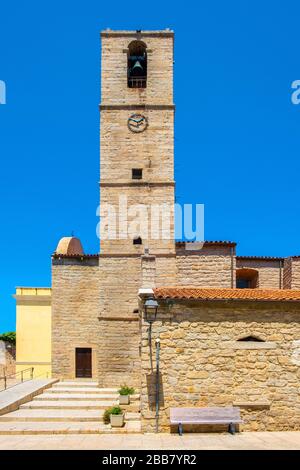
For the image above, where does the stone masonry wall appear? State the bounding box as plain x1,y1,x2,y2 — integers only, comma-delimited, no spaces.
236,258,283,289
101,33,173,106
97,254,177,387
51,258,100,379
100,184,175,255
291,259,300,289
97,318,141,388
175,245,235,287
140,300,300,432
97,256,141,387
283,258,292,289
0,340,15,378
284,258,300,290
100,109,174,183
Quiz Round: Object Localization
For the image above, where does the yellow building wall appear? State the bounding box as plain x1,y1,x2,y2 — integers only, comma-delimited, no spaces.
15,288,51,379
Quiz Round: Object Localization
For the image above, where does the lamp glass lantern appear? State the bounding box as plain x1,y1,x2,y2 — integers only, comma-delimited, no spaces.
144,298,159,323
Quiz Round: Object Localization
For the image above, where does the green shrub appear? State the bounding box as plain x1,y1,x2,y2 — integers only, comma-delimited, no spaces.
103,406,123,424
0,332,16,345
118,385,135,396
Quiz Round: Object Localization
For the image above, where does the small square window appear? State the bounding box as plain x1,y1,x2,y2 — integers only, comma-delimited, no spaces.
133,236,142,245
132,168,143,180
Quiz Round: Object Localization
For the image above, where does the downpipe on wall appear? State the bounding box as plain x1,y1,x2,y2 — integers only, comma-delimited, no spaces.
155,338,160,433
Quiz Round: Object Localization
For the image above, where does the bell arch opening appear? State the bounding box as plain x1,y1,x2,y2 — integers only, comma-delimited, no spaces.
127,40,147,89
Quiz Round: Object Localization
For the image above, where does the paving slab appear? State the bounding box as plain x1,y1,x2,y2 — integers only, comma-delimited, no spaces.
0,432,300,449
0,420,141,435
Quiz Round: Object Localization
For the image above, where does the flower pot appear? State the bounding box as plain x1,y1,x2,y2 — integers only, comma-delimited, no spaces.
119,394,130,405
110,413,124,427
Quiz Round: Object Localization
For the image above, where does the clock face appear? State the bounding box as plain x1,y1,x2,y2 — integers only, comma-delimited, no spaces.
127,114,148,133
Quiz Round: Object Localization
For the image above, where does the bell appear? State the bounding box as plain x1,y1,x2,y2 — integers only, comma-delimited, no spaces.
132,60,143,71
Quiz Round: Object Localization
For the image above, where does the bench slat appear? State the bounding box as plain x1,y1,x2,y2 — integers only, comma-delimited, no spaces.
170,418,243,424
170,407,243,425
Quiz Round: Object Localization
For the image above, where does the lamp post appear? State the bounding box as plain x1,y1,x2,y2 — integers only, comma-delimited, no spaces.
144,298,159,323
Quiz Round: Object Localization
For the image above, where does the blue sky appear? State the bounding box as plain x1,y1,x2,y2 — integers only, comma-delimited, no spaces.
0,0,300,331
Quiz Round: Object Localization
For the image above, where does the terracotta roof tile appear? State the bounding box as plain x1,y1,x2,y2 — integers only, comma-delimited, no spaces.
176,241,236,247
52,253,99,259
153,287,300,302
237,256,284,261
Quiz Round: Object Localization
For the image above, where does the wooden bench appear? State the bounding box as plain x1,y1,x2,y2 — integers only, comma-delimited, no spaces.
170,406,243,435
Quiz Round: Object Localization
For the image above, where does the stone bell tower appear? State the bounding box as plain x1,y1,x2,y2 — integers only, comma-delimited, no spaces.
98,30,176,386
100,29,175,254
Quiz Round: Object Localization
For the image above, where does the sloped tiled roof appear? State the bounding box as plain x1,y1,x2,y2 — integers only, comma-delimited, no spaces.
153,287,300,302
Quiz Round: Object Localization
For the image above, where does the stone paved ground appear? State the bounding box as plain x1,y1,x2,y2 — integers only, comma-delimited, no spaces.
0,432,300,450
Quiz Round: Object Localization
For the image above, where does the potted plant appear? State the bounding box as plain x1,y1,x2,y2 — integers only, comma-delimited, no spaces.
118,385,135,405
103,406,124,427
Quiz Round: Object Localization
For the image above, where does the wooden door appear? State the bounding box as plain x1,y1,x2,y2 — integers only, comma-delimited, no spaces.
75,348,92,378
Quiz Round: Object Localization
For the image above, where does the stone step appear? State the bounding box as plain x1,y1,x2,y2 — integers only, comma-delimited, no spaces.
0,420,141,435
48,387,119,394
125,412,140,421
20,400,118,410
0,409,140,423
38,392,140,401
35,393,120,401
53,381,99,388
0,409,103,422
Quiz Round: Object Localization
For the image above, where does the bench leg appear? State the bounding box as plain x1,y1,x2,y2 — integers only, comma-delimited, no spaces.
228,422,235,435
178,423,183,436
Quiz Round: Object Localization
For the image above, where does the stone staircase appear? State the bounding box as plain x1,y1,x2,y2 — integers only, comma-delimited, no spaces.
0,380,141,435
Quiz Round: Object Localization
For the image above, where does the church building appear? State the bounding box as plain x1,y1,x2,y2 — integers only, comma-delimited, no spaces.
15,29,300,433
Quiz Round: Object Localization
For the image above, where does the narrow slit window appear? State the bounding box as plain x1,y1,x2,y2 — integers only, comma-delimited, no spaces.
133,236,142,245
238,336,264,342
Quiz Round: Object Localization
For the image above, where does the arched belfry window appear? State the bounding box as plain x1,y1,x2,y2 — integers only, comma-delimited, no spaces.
128,41,147,89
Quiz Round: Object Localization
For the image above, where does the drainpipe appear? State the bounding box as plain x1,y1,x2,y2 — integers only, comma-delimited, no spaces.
148,324,153,372
155,338,160,433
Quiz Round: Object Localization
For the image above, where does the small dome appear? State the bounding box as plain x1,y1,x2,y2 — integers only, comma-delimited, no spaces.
55,237,84,255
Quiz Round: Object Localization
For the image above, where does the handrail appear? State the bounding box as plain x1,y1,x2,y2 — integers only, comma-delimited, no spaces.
0,367,34,391
0,367,34,380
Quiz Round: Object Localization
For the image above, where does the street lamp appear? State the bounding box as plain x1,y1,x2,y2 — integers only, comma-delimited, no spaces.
144,298,159,323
